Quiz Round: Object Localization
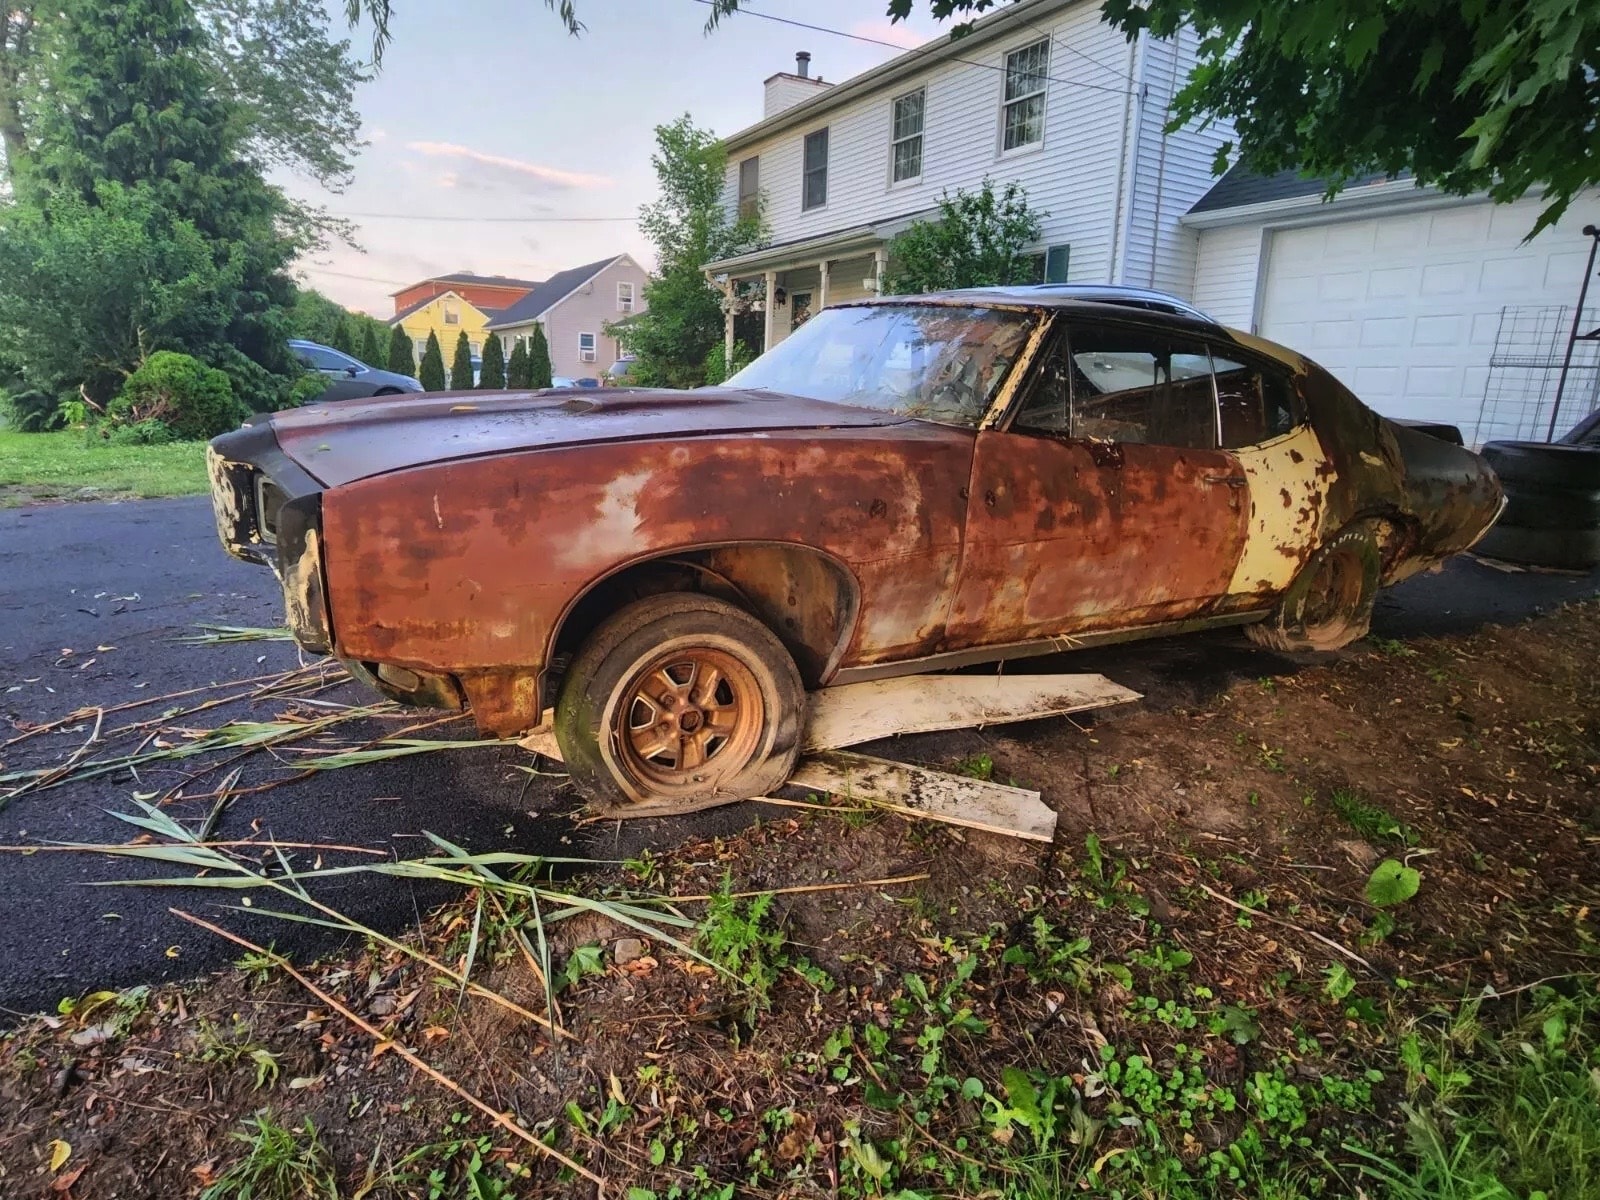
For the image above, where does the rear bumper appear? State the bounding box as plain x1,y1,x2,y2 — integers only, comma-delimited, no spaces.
1388,420,1506,563
207,422,334,655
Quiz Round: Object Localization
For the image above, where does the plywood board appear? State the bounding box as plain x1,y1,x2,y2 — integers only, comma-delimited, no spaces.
787,750,1057,842
802,673,1140,753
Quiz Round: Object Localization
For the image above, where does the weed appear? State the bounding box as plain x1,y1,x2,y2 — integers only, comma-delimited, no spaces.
1371,636,1415,657
953,752,994,781
1330,787,1417,845
194,1016,278,1087
200,1113,336,1200
235,949,276,987
697,876,786,1014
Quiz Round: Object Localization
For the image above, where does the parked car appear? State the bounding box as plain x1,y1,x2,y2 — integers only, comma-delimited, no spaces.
289,339,422,403
212,290,1503,816
549,376,579,389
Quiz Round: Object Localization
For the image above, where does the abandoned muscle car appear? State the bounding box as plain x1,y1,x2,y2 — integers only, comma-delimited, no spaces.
208,290,1504,815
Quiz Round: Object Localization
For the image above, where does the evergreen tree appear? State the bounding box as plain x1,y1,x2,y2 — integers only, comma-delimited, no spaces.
527,324,553,390
330,315,356,356
359,321,382,367
506,338,528,389
478,334,505,389
450,330,475,390
387,324,414,375
418,331,446,391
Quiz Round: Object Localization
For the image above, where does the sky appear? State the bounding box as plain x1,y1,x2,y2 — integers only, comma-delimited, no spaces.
289,0,952,315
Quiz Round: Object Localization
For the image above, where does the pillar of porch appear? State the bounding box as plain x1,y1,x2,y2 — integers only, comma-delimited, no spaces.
721,277,735,362
872,247,888,294
762,269,777,352
818,259,831,310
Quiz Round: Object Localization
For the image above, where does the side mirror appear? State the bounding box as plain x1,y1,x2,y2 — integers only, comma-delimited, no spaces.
345,366,359,377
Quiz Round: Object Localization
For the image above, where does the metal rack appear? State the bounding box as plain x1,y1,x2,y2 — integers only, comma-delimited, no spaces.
1471,302,1600,445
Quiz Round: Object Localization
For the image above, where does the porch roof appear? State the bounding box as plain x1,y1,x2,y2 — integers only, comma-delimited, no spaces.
704,207,937,277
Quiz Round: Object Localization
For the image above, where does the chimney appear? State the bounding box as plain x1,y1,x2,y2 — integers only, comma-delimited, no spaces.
763,51,833,118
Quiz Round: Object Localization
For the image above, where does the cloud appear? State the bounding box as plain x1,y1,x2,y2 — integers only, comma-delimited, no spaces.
405,141,613,191
368,127,388,142
848,18,929,50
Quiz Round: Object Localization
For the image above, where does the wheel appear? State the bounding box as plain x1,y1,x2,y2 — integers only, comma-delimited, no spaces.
1498,486,1600,531
1246,523,1382,652
1474,522,1600,571
554,594,805,817
373,387,402,396
1480,441,1600,491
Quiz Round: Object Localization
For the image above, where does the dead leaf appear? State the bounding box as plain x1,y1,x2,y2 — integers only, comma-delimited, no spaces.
48,1139,71,1171
51,1163,87,1193
422,1026,450,1042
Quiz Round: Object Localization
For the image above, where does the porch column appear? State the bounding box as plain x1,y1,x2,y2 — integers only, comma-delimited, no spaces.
762,269,777,352
722,276,735,361
818,259,831,310
872,247,888,294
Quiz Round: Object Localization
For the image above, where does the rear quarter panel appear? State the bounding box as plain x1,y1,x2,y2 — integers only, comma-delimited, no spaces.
319,424,974,674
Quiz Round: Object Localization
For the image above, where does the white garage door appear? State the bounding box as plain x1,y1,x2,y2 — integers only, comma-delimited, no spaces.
1257,197,1595,426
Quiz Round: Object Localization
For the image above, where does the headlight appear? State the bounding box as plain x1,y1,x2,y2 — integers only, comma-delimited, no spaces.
254,474,288,545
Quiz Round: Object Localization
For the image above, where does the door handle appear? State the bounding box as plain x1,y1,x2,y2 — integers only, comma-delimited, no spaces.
1204,474,1248,489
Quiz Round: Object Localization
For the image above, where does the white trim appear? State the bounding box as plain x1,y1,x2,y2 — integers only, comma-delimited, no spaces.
616,279,635,313
998,36,1050,154
577,331,597,363
888,86,925,186
801,126,830,212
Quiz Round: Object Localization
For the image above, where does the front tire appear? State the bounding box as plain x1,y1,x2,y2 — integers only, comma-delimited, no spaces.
1246,523,1382,653
554,594,805,817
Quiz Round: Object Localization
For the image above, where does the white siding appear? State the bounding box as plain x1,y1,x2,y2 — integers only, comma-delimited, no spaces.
765,74,832,117
725,0,1145,284
1191,225,1263,330
1121,26,1236,296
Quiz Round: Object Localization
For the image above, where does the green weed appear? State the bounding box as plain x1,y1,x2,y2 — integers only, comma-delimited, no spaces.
200,1114,336,1200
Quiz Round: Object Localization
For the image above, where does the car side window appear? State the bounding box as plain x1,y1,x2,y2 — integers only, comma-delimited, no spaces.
1012,330,1072,435
1066,325,1219,450
1212,351,1301,447
298,345,354,373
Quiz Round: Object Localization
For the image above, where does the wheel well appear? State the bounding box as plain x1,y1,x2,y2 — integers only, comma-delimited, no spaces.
373,387,402,395
548,544,860,689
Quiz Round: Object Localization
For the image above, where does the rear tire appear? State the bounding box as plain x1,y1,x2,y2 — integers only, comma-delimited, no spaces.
1474,523,1600,571
1246,523,1382,653
554,594,805,817
1476,441,1600,569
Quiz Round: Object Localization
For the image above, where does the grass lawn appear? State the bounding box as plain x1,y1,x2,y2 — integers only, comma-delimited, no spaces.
0,427,210,507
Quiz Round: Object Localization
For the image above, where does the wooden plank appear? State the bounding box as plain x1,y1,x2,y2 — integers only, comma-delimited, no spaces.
787,750,1057,843
803,673,1140,753
518,710,560,760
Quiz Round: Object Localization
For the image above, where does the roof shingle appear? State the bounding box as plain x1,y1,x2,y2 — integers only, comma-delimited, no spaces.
486,256,623,329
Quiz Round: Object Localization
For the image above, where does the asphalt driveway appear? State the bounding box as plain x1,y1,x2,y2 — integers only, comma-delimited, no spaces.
1,496,1595,1017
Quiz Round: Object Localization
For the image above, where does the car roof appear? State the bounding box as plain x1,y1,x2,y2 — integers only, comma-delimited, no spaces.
851,285,1218,323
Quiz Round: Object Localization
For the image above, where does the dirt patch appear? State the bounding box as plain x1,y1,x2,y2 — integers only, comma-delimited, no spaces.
1,604,1596,1198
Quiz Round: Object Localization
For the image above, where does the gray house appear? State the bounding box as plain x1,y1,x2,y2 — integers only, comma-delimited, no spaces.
485,254,649,381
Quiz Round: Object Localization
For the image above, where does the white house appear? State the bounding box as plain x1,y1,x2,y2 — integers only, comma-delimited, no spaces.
705,0,1599,436
703,0,1233,354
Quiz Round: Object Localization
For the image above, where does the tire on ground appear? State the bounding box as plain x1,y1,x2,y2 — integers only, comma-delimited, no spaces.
1480,441,1600,491
1474,522,1600,572
554,592,805,817
1497,486,1600,531
1246,522,1382,653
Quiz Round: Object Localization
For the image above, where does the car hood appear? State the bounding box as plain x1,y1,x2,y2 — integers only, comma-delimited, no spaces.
263,387,910,488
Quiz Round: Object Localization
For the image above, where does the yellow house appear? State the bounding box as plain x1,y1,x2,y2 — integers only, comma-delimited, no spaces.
387,291,499,368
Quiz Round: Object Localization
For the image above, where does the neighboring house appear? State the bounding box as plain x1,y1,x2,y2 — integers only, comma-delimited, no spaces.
391,272,541,316
485,255,650,380
1184,168,1600,431
388,291,504,369
703,0,1233,354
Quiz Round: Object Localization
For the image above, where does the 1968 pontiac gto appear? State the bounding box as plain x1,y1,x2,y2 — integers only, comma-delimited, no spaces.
208,288,1503,816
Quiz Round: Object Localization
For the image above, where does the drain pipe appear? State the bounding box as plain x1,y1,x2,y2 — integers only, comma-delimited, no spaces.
1108,33,1145,284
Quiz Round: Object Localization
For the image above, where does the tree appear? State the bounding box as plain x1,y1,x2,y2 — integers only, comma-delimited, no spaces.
359,321,382,367
387,325,414,374
331,316,357,356
884,179,1045,294
618,115,763,389
418,331,446,391
526,325,553,390
450,330,475,390
478,334,505,389
506,338,529,389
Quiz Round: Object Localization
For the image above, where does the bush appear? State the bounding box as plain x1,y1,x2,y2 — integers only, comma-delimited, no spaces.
702,340,755,386
3,388,66,432
527,325,553,389
287,373,328,407
387,324,414,375
103,418,175,445
418,332,446,392
108,351,240,441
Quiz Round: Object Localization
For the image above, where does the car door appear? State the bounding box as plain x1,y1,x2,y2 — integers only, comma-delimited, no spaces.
944,318,1250,648
296,345,372,402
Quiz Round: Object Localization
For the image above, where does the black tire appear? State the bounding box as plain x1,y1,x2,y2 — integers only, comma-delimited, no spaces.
1473,522,1600,571
554,593,804,817
1498,486,1600,531
1481,441,1600,491
1246,523,1382,653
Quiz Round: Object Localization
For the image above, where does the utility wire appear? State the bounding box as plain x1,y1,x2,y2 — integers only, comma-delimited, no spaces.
691,0,1134,97
325,210,638,223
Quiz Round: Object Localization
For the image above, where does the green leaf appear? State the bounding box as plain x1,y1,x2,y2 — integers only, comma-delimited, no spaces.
1365,860,1421,907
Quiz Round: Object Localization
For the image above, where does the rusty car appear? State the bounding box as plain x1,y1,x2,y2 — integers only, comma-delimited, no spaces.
208,288,1504,816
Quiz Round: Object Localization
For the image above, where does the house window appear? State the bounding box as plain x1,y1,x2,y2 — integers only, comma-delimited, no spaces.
1002,39,1050,151
578,332,597,363
617,281,635,313
802,128,829,211
413,338,427,359
443,302,460,325
1023,243,1071,284
738,156,760,220
890,89,925,183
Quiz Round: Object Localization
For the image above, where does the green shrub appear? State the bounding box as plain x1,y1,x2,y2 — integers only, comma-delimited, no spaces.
3,388,66,432
103,418,175,445
108,351,239,441
506,338,528,388
449,330,474,390
478,334,505,389
527,324,553,389
702,340,754,386
287,373,328,407
386,324,414,375
418,332,446,392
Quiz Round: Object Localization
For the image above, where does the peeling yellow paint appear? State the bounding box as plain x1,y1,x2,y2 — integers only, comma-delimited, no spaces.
1225,424,1331,595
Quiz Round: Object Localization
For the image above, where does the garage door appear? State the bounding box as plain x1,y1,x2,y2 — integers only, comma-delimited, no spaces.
1257,197,1594,426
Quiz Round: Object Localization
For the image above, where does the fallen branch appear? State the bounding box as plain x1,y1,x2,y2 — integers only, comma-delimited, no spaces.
660,872,930,904
171,909,602,1189
1193,881,1378,975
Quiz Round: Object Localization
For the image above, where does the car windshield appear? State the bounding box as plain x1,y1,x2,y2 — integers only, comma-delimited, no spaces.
725,303,1035,427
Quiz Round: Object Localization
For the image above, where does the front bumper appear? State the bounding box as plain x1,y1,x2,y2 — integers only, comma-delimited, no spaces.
207,421,334,655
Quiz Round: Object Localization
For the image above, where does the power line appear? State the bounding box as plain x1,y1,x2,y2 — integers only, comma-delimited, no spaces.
327,210,638,223
691,0,1134,97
